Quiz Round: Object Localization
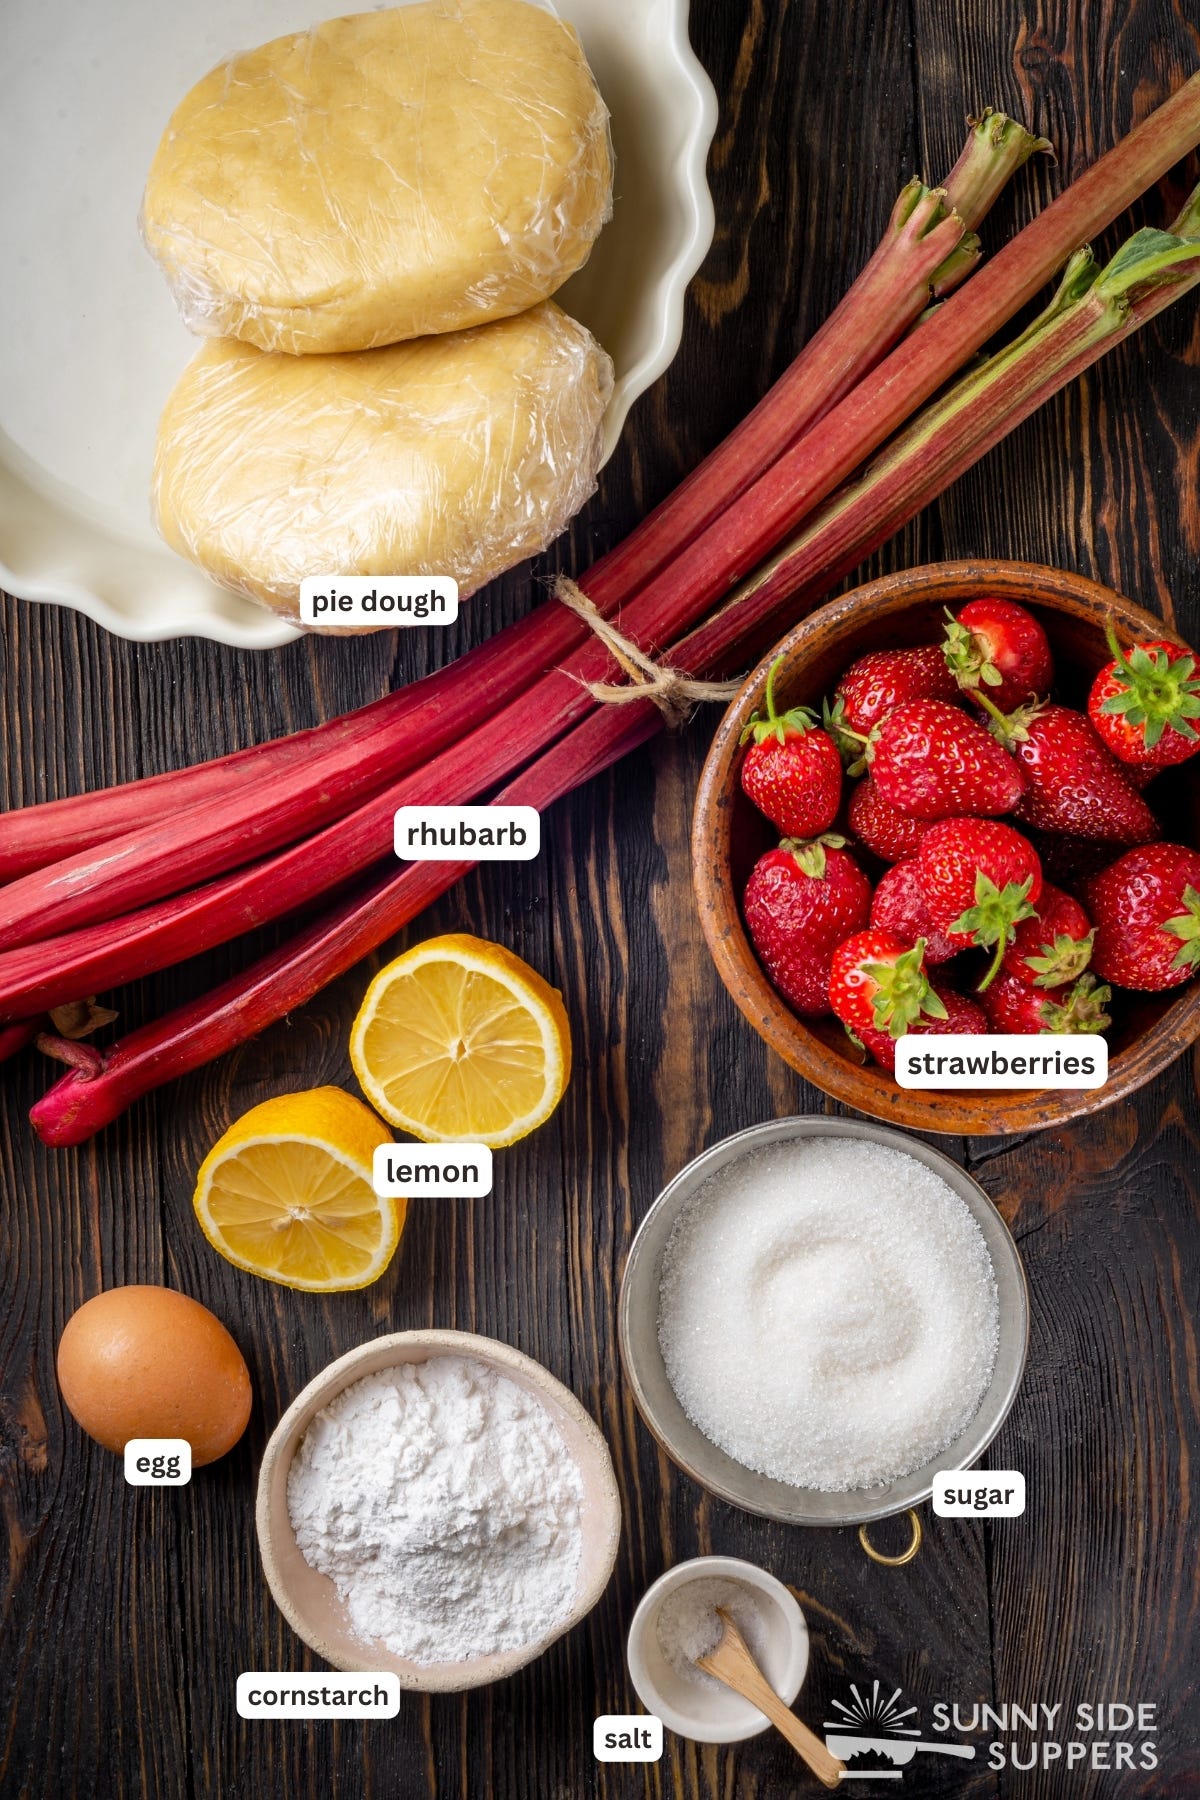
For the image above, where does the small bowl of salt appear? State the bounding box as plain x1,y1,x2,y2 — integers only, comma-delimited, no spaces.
627,1556,809,1743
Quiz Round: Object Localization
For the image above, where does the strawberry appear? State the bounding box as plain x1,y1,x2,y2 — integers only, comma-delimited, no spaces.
857,981,989,1071
827,928,947,1039
1087,623,1200,770
982,970,1112,1035
871,700,1026,819
913,817,1043,987
847,777,932,862
1084,843,1200,991
830,644,959,739
943,597,1053,711
870,861,959,963
739,657,842,837
995,703,1161,845
1001,883,1094,988
743,837,872,1016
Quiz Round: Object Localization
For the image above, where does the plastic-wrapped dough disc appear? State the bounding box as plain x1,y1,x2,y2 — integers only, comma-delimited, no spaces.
141,0,613,355
152,301,614,625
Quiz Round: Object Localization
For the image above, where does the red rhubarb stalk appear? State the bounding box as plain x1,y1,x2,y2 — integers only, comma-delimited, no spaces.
586,182,971,607
0,1018,41,1061
0,666,617,1013
695,198,1200,658
941,110,1052,256
0,125,1034,883
549,75,1200,675
0,692,413,882
30,702,661,1145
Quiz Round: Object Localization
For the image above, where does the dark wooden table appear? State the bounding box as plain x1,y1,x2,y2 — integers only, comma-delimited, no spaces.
4,3,1200,1796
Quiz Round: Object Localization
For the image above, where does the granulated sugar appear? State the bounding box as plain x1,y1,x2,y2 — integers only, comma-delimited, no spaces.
655,1577,773,1693
658,1138,999,1492
287,1355,583,1665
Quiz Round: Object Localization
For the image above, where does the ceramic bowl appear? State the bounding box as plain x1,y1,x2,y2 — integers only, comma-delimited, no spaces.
626,1556,809,1743
692,559,1200,1137
617,1116,1029,1527
256,1329,621,1691
0,0,716,645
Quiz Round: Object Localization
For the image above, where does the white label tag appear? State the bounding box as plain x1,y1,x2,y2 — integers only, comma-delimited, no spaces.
933,1470,1026,1517
237,1673,401,1718
394,805,541,861
894,1033,1107,1089
373,1143,493,1198
593,1715,663,1761
299,576,459,628
124,1438,191,1485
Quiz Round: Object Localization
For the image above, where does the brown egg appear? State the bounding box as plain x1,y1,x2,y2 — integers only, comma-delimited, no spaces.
56,1285,252,1465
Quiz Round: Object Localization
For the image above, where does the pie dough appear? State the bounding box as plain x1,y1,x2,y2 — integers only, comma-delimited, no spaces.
141,0,612,355
152,301,613,623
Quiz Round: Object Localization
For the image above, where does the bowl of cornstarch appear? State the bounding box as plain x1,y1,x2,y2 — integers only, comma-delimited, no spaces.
619,1117,1028,1527
256,1330,621,1690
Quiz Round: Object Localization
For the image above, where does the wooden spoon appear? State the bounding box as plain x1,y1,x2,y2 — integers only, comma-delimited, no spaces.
696,1608,844,1788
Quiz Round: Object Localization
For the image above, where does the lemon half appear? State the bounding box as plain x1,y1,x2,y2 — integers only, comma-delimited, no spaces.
193,1088,402,1292
349,933,572,1147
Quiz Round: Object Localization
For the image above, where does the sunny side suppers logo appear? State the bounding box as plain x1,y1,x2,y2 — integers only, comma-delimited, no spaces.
824,1682,1160,1778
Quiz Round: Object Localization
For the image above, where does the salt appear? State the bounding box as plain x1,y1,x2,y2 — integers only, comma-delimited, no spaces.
657,1138,1000,1492
655,1577,773,1693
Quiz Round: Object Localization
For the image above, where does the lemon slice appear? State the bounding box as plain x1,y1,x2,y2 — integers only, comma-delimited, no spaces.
193,1088,402,1292
349,933,572,1147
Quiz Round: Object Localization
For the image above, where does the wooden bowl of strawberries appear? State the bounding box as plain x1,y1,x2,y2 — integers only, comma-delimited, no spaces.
692,559,1200,1136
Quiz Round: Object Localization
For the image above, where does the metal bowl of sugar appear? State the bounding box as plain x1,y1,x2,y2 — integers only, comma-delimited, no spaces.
617,1116,1029,1529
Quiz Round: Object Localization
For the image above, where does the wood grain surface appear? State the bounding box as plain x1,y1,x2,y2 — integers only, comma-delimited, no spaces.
3,2,1200,1796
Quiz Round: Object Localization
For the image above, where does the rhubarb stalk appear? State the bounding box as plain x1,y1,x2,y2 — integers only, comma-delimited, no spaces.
544,76,1200,685
30,702,661,1145
0,1018,41,1062
941,110,1052,255
698,192,1200,656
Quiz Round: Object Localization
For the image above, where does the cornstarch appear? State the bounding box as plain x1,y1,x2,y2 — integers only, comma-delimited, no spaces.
287,1354,584,1664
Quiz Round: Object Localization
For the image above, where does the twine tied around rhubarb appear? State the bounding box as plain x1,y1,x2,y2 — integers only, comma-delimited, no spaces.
555,579,741,728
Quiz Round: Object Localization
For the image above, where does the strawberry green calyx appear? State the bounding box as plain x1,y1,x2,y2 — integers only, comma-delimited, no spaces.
821,695,873,772
1163,884,1200,971
1098,621,1200,749
952,873,1038,990
780,833,848,879
862,938,949,1037
942,607,1003,691
740,657,819,747
1040,973,1113,1034
1025,929,1096,988
976,691,1042,746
